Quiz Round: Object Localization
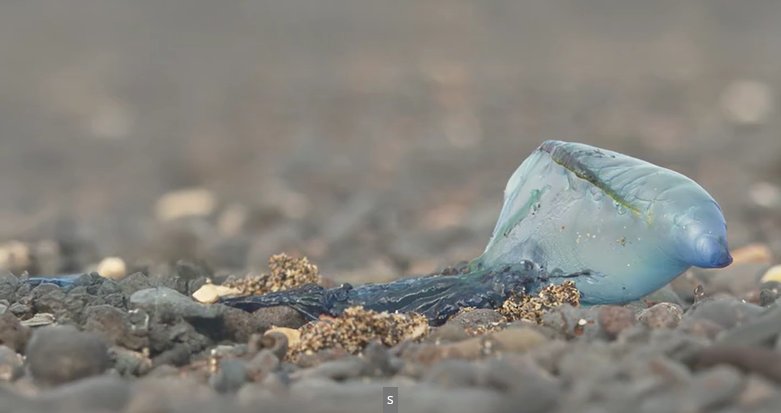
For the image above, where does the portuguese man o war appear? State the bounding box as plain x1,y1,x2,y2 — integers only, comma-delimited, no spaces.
475,140,732,304
221,140,732,323
26,140,733,325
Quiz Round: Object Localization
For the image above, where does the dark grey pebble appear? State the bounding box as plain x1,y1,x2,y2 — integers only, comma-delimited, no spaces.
128,377,220,413
110,346,153,377
697,345,781,383
130,287,218,319
362,341,401,376
246,349,280,382
638,302,683,329
38,375,131,412
150,343,194,367
718,304,781,347
636,366,743,413
449,308,505,329
558,343,617,381
210,358,248,393
291,356,367,381
688,365,745,410
26,325,110,385
118,272,154,295
683,295,764,329
423,359,478,388
30,284,68,318
648,329,710,364
429,322,471,343
83,305,149,350
163,260,210,296
8,298,32,319
248,332,288,360
0,273,19,301
677,317,724,340
597,305,636,338
251,305,308,330
0,312,30,352
541,304,601,339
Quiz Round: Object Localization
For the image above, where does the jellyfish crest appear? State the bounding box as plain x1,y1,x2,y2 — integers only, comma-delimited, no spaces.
657,193,732,269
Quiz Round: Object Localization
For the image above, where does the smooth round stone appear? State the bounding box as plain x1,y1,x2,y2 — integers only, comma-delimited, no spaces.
26,325,109,385
0,312,30,352
638,303,683,329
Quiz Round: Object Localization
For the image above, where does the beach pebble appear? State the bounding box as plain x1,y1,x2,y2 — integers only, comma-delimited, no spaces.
761,265,781,284
83,305,148,350
689,366,745,409
293,356,367,381
127,377,218,413
677,318,724,340
698,346,781,383
448,309,505,333
192,283,242,304
597,305,635,338
429,322,472,343
130,287,218,320
423,359,479,388
0,345,23,381
96,257,127,280
0,312,30,352
486,327,548,353
541,304,601,339
558,345,617,382
26,325,110,385
638,303,683,329
737,374,778,409
111,346,153,376
210,358,248,393
249,331,288,360
683,295,763,329
118,272,154,295
30,283,68,318
264,327,300,350
718,305,781,347
0,273,19,301
246,350,279,381
253,305,309,330
38,375,131,412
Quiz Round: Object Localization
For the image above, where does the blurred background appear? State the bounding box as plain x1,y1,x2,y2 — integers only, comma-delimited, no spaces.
1,0,779,281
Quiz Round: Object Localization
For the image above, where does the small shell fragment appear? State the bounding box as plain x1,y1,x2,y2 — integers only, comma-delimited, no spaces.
265,327,301,350
21,313,56,328
192,284,243,304
96,257,127,280
760,265,781,284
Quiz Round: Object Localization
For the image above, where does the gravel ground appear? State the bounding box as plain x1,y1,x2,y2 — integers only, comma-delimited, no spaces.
1,1,781,412
0,249,780,413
